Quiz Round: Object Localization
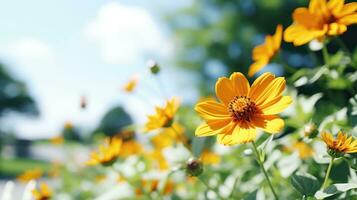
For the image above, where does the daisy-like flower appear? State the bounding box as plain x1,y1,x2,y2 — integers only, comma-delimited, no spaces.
248,24,283,77
86,137,122,166
284,0,357,46
195,72,292,145
144,97,180,132
200,149,221,165
119,140,143,157
32,183,52,200
321,131,357,157
17,169,42,183
122,76,139,93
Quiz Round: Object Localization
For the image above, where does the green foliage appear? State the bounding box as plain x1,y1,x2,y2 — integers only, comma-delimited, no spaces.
291,172,320,197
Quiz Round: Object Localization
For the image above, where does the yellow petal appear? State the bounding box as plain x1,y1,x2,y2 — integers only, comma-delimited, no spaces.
248,58,269,77
195,123,222,137
327,0,344,16
338,14,357,25
337,3,357,17
215,77,235,105
252,77,286,106
261,96,293,115
229,72,250,96
273,24,283,50
249,72,275,101
231,126,257,144
262,117,284,134
195,100,230,118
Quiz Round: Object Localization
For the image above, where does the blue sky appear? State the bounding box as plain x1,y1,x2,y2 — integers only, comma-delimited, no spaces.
0,0,197,139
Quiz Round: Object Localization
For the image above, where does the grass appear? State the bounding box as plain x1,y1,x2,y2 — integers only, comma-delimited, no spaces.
0,156,51,178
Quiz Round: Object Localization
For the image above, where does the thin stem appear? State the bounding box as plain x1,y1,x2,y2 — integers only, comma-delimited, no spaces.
251,141,279,200
335,37,351,55
229,176,239,198
198,176,224,200
322,157,335,189
322,44,329,67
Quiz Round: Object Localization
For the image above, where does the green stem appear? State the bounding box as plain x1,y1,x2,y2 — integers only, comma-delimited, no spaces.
335,37,351,55
229,176,239,198
322,44,329,67
251,141,279,200
198,176,224,199
322,157,335,189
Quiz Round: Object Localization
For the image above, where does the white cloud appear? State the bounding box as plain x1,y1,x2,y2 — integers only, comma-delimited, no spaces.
7,38,55,65
84,2,168,65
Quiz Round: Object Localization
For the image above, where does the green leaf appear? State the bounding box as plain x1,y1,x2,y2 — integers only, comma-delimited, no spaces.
315,183,357,199
291,172,320,196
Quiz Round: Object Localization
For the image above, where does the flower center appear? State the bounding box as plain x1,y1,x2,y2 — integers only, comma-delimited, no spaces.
228,96,257,122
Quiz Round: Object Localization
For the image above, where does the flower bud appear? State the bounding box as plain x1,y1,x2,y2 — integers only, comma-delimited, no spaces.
304,123,318,138
148,60,160,74
186,158,203,177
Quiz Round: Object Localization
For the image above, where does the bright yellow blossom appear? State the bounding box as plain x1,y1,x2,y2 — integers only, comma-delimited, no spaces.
147,150,169,170
195,72,292,145
248,24,283,77
151,122,186,149
86,137,122,166
321,131,357,155
145,97,180,132
283,141,314,159
50,135,64,145
123,76,138,93
200,149,221,165
284,0,357,46
17,169,42,183
32,183,52,200
119,140,143,157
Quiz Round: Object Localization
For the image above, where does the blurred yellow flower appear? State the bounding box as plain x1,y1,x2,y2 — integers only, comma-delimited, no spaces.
86,137,122,166
321,131,357,156
32,183,52,200
145,97,180,132
119,140,143,157
200,149,220,165
50,135,64,145
123,76,138,93
248,24,282,77
135,179,174,196
283,141,314,159
147,150,169,170
284,0,357,46
64,121,73,129
48,161,62,178
151,122,186,149
195,72,292,145
17,169,42,183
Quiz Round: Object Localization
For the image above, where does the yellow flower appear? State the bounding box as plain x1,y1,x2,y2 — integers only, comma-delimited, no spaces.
195,72,292,145
50,135,64,145
86,137,122,166
147,150,169,170
145,97,180,132
135,180,174,196
283,141,314,159
32,183,52,200
17,169,42,183
321,131,357,156
123,76,138,93
200,149,221,165
119,140,143,157
151,122,186,149
284,0,357,46
248,24,283,77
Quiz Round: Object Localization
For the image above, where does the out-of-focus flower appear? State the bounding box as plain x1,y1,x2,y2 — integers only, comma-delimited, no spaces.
49,135,64,145
151,123,186,149
321,131,357,157
117,129,136,141
200,149,221,165
284,0,357,46
145,97,180,132
48,161,62,178
64,121,73,130
123,76,139,93
195,72,292,145
186,158,203,177
80,95,87,109
248,24,282,77
119,140,143,157
86,137,122,166
32,183,52,200
135,179,174,196
283,141,314,159
147,150,169,170
17,169,42,183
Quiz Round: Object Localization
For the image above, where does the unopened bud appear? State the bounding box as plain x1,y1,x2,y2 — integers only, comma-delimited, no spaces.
148,60,160,74
186,158,203,177
304,123,318,138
